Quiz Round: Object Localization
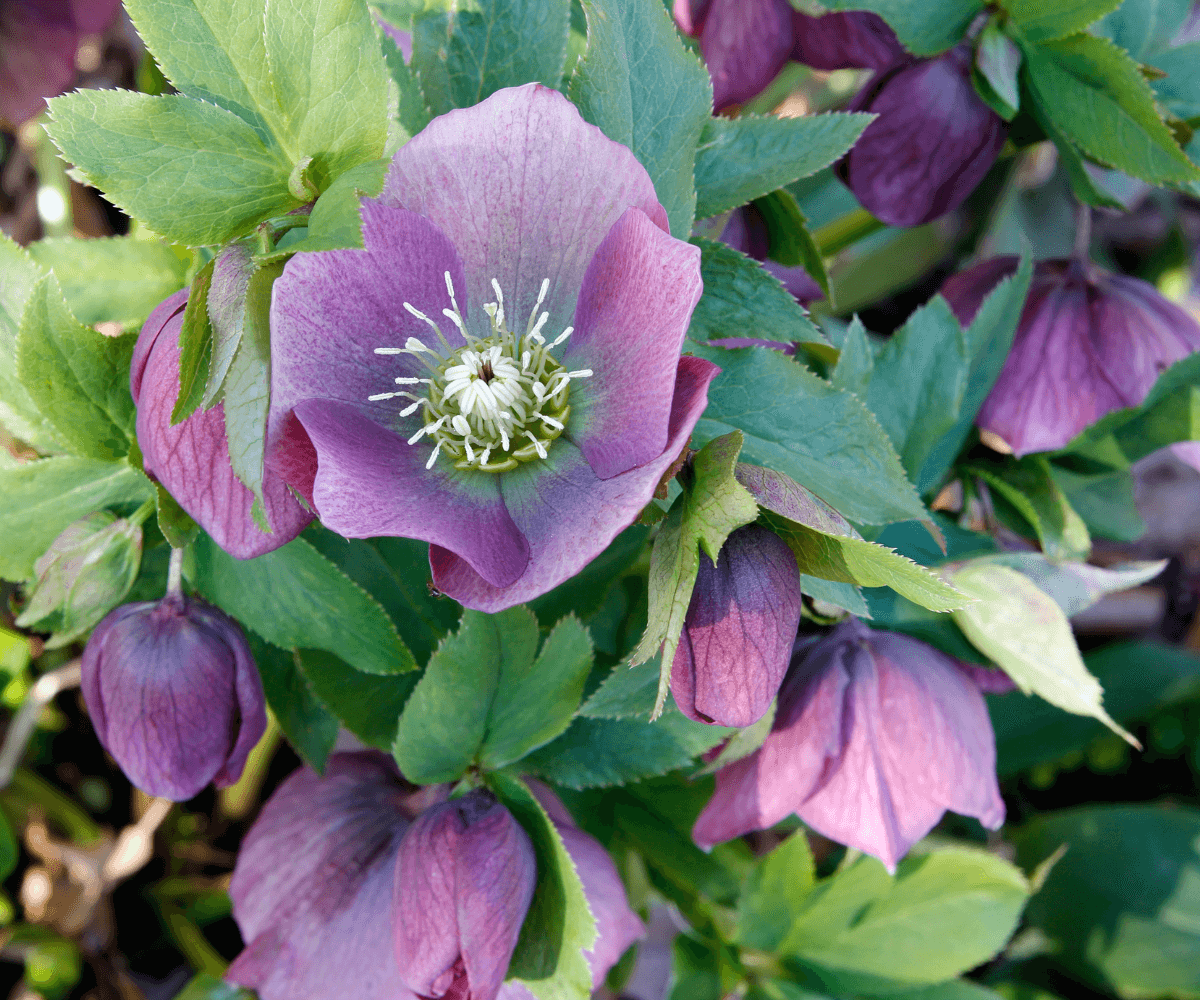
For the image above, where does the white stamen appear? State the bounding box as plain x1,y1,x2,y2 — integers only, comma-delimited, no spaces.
463,438,475,462
452,415,471,437
524,431,548,459
481,446,492,466
425,441,442,470
551,326,574,348
374,347,404,355
568,369,593,378
394,377,425,385
529,311,550,342
368,392,404,401
400,402,421,417
490,278,506,329
404,336,434,353
539,414,564,430
408,426,427,445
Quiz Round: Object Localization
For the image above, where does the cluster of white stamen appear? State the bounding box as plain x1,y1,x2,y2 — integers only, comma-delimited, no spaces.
369,274,593,472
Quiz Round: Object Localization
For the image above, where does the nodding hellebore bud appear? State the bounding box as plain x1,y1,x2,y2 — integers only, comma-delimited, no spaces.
836,45,1007,228
394,790,537,1000
940,256,1200,456
671,524,803,728
81,593,266,801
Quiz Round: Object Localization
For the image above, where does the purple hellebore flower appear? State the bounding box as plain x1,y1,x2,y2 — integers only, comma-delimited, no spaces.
228,752,445,1000
81,593,266,801
0,0,121,127
268,84,717,612
718,204,823,307
791,10,905,71
940,256,1200,455
835,45,1007,228
131,290,313,559
671,524,803,728
692,618,1004,870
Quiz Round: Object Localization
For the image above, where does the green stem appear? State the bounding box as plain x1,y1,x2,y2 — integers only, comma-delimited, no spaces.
1,769,102,846
812,208,886,257
161,905,228,978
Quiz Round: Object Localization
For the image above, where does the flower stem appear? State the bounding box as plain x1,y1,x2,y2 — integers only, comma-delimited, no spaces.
166,546,184,597
1074,201,1092,262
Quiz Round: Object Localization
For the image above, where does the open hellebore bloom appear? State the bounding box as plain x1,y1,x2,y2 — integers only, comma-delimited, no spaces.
132,290,313,559
671,524,803,728
692,618,1004,870
269,84,716,612
0,0,121,127
81,593,266,801
941,256,1200,455
394,790,536,1000
836,45,1007,228
228,752,444,1000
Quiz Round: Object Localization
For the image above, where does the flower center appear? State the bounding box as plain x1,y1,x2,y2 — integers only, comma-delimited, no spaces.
370,274,592,472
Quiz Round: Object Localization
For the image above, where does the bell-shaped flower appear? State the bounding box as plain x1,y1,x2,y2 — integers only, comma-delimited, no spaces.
692,618,1004,870
393,790,537,1000
228,752,444,1000
268,84,717,612
836,45,1006,228
131,290,313,559
791,10,904,71
941,256,1200,455
81,593,267,801
671,525,803,728
718,205,823,307
0,0,121,127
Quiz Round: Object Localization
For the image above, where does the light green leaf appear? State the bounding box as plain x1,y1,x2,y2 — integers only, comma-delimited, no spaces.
975,553,1166,617
1150,42,1200,120
269,159,388,259
950,562,1136,744
569,0,713,237
189,533,414,677
735,832,817,951
693,113,873,220
380,25,432,146
1000,0,1123,43
967,456,1090,561
412,0,572,116
822,0,985,54
46,91,299,247
1095,0,1193,58
296,648,418,750
17,274,135,461
247,635,338,773
974,22,1022,120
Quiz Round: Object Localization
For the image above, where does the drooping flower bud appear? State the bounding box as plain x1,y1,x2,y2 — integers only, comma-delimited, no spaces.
692,618,1004,870
16,509,145,648
791,11,904,70
228,752,444,1000
836,45,1007,228
941,257,1200,455
393,790,537,1000
671,525,802,728
81,594,267,801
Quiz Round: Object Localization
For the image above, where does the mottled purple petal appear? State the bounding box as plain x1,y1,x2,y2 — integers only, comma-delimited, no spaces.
130,288,188,404
671,525,802,727
956,661,1017,695
735,463,860,539
690,0,795,110
380,84,668,342
430,355,720,612
564,207,703,479
791,11,905,70
837,47,1006,228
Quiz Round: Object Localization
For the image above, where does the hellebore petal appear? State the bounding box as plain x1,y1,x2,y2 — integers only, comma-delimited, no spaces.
81,594,266,801
718,206,824,307
228,752,440,1000
134,294,312,559
671,525,803,728
791,11,905,71
941,257,1200,455
693,618,1004,870
394,791,537,1000
836,46,1007,228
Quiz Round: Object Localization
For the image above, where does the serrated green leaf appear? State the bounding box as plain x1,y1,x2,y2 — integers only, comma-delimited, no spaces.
247,635,338,773
189,532,414,676
822,0,985,55
579,658,660,719
17,274,135,461
171,259,214,424
830,315,874,398
1000,0,1123,43
380,25,433,146
735,832,816,951
977,553,1165,617
967,455,1091,561
974,21,1022,119
693,113,873,220
1023,91,1128,208
46,91,299,247
569,0,713,237
295,647,418,750
267,159,389,260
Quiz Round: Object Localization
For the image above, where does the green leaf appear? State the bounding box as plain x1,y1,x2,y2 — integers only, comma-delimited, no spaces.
949,562,1135,743
1094,0,1192,58
975,553,1165,617
380,26,432,146
687,239,825,347
631,432,760,715
569,0,713,237
0,457,153,582
521,712,733,789
689,342,930,525
174,973,251,1000
784,849,1030,989
974,22,1022,120
247,635,338,773
393,608,593,783
295,648,418,750
271,159,388,258
1000,0,1123,43
487,772,596,999
412,0,572,117
17,274,135,461
967,456,1091,561
754,190,832,302
26,237,190,329
1014,805,1200,998
529,524,650,628
1025,93,1128,209
189,532,414,676
171,260,214,424
579,658,660,719
0,807,17,882
1020,33,1200,185
693,113,872,220
829,315,874,399
822,0,985,55
735,832,817,951
802,576,869,616
46,91,299,247
1150,42,1200,120
1048,463,1146,542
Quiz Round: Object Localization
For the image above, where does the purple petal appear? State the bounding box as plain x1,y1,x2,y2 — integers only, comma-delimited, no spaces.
130,288,188,405
380,84,668,344
692,0,796,110
837,47,1006,228
938,256,1021,329
134,305,312,559
228,752,424,1000
564,207,703,479
791,11,905,71
735,464,860,539
430,355,720,612
671,525,802,727
955,661,1017,695
673,0,714,36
